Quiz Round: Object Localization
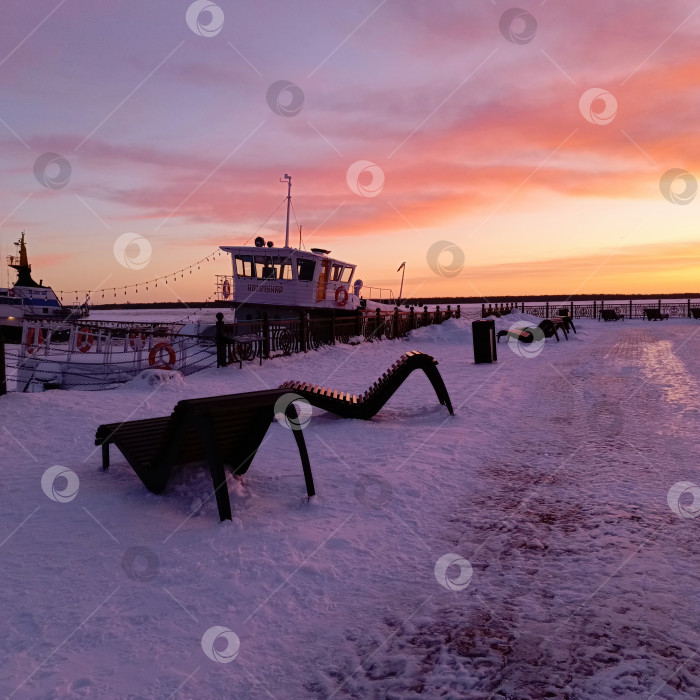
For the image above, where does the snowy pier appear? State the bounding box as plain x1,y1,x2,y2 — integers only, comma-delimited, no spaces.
3,313,700,697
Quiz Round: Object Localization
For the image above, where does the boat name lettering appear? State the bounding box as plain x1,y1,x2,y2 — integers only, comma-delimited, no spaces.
247,283,284,294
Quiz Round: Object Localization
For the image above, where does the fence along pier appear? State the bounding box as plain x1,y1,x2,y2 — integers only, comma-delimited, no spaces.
2,306,460,391
481,298,700,320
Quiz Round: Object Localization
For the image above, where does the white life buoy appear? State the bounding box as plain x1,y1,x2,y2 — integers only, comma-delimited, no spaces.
129,331,146,349
335,286,349,307
76,327,95,353
149,342,176,369
26,328,44,355
222,279,231,299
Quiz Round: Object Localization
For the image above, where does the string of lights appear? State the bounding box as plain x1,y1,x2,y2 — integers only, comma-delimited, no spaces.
57,249,225,302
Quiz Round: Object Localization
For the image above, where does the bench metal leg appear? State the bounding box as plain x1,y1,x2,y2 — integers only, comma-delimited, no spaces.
286,403,316,498
423,362,454,415
102,443,110,470
197,414,233,522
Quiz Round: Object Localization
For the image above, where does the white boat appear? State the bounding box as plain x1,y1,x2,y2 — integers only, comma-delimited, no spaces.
218,175,393,321
12,319,216,391
1,232,88,341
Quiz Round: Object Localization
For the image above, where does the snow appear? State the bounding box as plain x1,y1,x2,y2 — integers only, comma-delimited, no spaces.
2,313,700,698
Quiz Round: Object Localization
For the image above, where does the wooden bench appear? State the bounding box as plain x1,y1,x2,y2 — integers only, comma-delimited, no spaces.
497,318,564,343
95,389,315,521
533,319,561,341
547,318,569,340
279,351,453,420
496,328,534,343
601,309,624,321
643,308,669,321
556,315,577,333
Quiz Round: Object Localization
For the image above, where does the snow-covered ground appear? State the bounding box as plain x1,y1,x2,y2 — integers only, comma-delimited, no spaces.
2,313,700,699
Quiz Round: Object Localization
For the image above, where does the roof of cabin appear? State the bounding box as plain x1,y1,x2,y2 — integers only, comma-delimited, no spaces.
219,245,355,268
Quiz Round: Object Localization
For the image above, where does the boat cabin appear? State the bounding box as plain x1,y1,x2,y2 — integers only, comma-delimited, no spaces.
219,243,362,316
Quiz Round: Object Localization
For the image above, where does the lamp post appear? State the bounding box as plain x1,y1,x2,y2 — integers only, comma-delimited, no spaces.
397,262,406,304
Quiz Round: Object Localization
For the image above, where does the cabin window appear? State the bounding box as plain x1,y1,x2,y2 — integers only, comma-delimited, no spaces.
235,255,254,278
255,260,276,280
278,258,294,280
331,264,343,282
267,256,293,280
297,258,316,281
341,266,353,283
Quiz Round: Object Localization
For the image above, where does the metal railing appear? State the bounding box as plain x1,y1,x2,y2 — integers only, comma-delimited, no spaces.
360,286,396,304
4,319,217,392
481,299,700,320
217,306,460,366
2,305,461,392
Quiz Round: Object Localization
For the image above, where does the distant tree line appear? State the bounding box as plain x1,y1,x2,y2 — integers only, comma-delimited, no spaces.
398,292,700,305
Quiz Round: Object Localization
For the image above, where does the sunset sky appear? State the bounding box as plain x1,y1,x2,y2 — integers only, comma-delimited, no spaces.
1,0,700,303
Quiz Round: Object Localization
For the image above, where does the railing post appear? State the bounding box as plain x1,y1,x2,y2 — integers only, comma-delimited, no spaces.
593,300,597,319
262,312,270,359
331,310,336,345
570,301,574,318
393,306,400,337
215,312,226,368
481,303,485,318
0,327,6,396
630,300,633,319
423,305,428,326
456,304,461,319
410,306,416,329
545,301,549,317
375,307,382,338
446,304,451,320
658,299,662,313
356,309,363,338
299,311,307,353
435,305,441,323
689,299,692,318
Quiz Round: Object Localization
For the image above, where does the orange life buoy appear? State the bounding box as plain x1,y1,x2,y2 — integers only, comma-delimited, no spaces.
76,327,94,353
26,327,44,354
335,286,349,306
222,279,231,300
149,342,176,369
129,331,147,349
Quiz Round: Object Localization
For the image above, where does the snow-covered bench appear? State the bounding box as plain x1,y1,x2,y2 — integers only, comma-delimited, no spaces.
95,389,315,521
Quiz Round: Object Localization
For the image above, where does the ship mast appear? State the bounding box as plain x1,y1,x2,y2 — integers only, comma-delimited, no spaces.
8,232,40,287
281,173,292,248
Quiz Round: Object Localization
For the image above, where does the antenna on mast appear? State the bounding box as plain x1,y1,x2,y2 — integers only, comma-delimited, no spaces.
280,174,292,248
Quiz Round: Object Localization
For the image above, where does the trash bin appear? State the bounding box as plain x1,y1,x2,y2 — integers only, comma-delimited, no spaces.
472,319,497,363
